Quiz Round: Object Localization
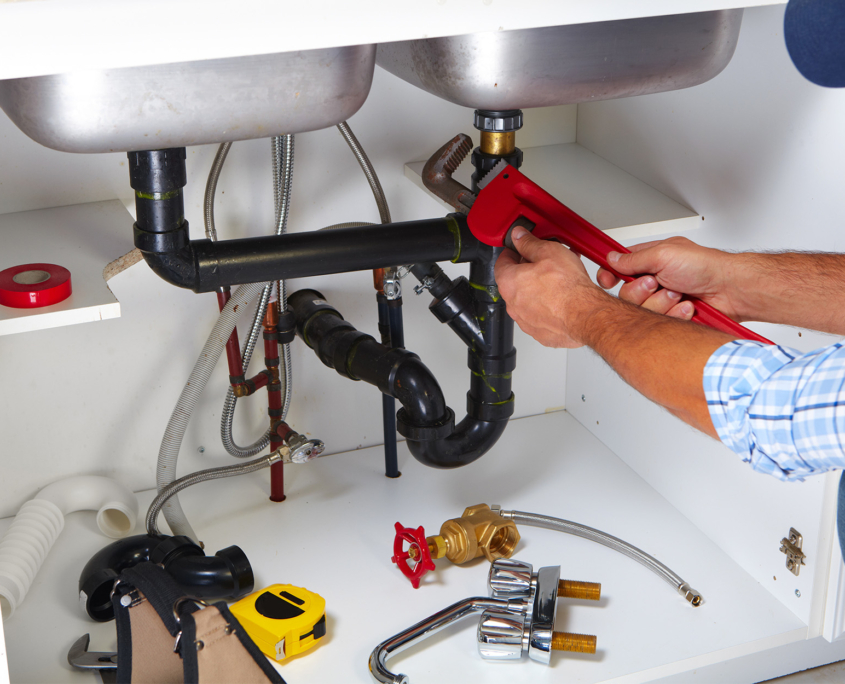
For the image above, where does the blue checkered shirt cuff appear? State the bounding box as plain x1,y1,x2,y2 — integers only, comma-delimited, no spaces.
704,339,845,481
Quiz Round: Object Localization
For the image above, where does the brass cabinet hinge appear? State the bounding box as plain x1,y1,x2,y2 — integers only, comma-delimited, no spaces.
780,528,806,576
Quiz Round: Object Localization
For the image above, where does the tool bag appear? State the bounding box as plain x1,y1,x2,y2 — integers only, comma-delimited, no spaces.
112,562,285,684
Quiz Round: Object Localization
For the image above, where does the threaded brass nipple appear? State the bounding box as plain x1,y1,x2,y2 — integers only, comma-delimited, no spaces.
551,632,597,654
557,579,601,601
480,131,516,156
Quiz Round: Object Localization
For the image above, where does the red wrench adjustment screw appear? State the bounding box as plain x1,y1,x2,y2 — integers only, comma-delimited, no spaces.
391,522,436,589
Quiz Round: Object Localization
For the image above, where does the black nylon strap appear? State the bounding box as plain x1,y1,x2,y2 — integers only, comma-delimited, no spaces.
121,563,196,637
218,603,286,683
113,586,134,684
180,610,199,684
180,603,285,684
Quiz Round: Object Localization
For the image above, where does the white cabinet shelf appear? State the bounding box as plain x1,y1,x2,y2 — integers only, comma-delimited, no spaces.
0,411,832,684
0,201,135,336
405,142,701,243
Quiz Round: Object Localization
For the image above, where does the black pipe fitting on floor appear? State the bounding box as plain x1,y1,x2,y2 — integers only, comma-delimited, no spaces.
79,534,254,622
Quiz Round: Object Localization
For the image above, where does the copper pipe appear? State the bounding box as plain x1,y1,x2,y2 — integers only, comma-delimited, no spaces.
263,302,285,502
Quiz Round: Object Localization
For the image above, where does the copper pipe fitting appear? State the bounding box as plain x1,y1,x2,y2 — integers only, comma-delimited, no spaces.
558,580,601,601
373,267,385,294
263,300,279,329
551,632,597,654
480,131,516,156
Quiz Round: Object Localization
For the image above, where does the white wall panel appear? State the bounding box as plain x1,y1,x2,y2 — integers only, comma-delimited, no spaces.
569,4,845,626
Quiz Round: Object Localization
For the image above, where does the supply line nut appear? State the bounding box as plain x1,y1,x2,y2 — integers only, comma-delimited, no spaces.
678,583,703,607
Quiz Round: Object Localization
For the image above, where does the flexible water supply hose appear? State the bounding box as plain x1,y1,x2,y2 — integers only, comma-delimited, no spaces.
203,142,232,243
213,129,385,460
336,122,391,224
217,135,295,458
272,134,295,425
157,281,269,542
147,453,280,536
0,475,138,619
496,508,703,606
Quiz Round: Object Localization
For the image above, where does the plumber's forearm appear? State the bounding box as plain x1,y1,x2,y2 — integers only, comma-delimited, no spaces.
573,289,735,438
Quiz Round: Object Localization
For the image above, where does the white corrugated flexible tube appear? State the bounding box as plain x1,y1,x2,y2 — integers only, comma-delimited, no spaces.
0,475,138,619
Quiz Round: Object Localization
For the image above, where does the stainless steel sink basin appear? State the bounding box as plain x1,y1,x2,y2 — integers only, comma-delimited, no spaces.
376,11,742,109
0,45,376,153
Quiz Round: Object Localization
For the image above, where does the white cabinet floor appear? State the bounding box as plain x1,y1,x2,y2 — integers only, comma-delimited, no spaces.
0,411,840,683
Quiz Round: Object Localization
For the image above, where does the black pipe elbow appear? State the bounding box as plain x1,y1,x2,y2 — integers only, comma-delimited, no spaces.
140,243,200,290
128,148,204,291
79,534,254,622
165,547,253,602
404,416,507,469
389,352,448,425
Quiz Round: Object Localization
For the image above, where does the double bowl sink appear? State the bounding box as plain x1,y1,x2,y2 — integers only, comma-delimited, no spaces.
0,10,742,154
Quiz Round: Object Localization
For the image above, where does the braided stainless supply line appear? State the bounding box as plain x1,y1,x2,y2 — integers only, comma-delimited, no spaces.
498,508,703,606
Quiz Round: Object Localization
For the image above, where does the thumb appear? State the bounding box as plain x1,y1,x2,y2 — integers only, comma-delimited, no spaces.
607,247,660,276
509,225,552,263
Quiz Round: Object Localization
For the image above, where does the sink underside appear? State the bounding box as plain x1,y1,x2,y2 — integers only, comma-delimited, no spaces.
0,45,376,154
0,11,742,155
376,10,743,110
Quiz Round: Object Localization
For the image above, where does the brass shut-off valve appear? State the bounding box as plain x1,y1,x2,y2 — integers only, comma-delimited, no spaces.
392,504,520,587
419,503,520,564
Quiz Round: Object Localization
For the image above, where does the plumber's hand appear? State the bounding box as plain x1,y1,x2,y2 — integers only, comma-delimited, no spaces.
495,227,607,348
596,236,740,321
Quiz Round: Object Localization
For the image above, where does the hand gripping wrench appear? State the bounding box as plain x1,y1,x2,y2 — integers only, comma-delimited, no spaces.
422,134,771,344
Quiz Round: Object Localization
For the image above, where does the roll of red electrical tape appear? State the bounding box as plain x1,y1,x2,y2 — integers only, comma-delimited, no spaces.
0,263,72,308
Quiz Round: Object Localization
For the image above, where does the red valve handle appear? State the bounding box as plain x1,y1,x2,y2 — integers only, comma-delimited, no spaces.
391,522,436,589
467,164,772,345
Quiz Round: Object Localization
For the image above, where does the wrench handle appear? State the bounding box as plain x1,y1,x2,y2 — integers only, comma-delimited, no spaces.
537,222,772,345
469,165,772,345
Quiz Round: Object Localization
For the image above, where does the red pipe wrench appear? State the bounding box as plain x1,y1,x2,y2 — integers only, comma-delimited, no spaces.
467,160,772,345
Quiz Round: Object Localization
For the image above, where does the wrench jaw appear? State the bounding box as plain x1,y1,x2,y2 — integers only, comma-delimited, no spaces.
68,633,118,671
422,133,477,214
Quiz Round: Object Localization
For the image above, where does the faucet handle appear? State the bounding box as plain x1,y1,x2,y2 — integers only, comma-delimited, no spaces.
477,610,528,661
488,558,534,600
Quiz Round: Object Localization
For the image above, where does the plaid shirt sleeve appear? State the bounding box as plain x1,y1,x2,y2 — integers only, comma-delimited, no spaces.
704,339,845,481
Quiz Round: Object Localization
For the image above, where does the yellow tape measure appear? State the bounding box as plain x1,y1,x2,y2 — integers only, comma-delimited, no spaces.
230,584,326,661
